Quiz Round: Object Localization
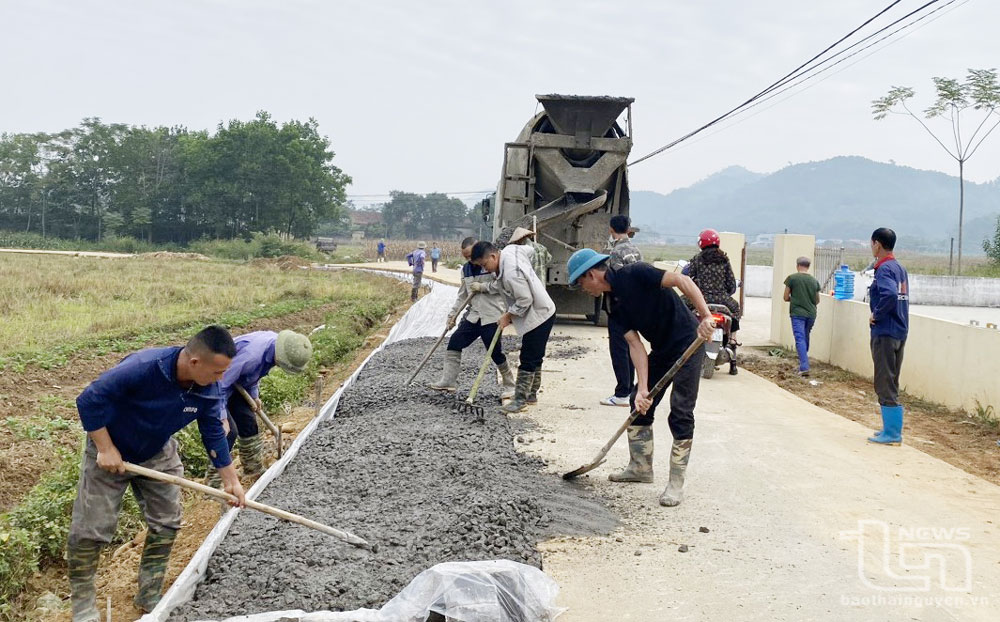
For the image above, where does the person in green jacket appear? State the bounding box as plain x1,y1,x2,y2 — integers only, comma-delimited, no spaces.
783,256,821,376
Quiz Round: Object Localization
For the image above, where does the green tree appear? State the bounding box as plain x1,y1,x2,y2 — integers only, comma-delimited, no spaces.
381,191,468,238
873,69,1000,275
984,215,1000,265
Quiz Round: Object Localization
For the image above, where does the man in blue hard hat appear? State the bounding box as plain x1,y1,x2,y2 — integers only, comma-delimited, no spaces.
567,248,714,508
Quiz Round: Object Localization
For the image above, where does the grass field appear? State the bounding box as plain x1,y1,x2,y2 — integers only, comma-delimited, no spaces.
0,254,411,619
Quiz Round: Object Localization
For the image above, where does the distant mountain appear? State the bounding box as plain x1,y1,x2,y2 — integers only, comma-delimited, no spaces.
630,157,1000,251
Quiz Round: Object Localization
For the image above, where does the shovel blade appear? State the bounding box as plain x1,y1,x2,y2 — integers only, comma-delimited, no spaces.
562,458,607,480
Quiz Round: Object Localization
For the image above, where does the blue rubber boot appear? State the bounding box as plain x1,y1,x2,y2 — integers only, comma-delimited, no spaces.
867,405,902,445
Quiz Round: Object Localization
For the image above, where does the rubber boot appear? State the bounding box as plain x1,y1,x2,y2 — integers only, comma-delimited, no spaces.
68,539,102,622
868,405,903,445
204,469,229,515
429,350,461,392
659,439,693,507
238,434,266,478
497,361,516,400
500,369,533,413
526,368,541,404
608,426,654,483
133,529,177,613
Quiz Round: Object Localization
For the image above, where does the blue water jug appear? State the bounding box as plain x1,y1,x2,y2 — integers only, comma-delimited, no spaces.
833,264,855,300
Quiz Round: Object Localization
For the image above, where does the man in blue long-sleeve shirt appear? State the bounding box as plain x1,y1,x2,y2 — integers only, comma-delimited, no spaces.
67,326,245,621
866,228,909,446
215,330,312,478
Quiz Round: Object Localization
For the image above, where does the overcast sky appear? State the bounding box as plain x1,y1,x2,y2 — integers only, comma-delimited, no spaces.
2,0,998,204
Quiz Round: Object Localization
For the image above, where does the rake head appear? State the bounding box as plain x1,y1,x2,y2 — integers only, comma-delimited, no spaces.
452,398,485,418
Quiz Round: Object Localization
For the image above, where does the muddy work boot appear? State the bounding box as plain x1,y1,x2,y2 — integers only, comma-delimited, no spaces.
68,539,103,622
429,350,462,393
500,369,534,413
238,434,267,478
608,426,654,483
525,368,541,404
659,439,693,507
497,361,516,400
133,529,177,613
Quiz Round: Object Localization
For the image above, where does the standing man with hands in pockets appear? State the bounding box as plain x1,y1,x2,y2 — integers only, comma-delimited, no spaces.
67,326,245,621
569,249,715,508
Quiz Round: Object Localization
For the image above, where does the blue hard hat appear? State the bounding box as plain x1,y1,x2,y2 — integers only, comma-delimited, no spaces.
568,248,610,285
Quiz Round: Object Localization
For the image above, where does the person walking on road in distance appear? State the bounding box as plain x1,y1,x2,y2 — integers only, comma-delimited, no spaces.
430,237,516,399
783,256,821,377
376,238,387,263
685,229,742,373
509,226,552,284
569,249,715,507
867,227,909,446
602,214,643,407
430,243,442,272
68,326,246,620
209,330,313,483
406,241,427,302
471,240,556,412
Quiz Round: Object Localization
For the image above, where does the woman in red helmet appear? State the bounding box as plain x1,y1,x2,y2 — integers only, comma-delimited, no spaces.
686,229,742,351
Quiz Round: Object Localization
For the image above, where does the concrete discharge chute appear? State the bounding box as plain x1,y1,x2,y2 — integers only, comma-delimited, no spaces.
484,94,634,322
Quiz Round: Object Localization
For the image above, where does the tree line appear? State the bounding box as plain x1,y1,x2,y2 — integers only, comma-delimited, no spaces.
0,112,350,244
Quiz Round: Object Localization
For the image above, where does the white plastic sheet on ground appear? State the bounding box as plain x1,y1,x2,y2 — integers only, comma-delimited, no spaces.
196,560,565,622
142,272,457,622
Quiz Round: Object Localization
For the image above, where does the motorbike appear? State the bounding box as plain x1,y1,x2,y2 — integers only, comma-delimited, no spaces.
703,303,737,379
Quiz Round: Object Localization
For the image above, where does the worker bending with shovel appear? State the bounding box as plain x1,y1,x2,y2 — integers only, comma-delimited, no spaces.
430,237,516,399
470,239,556,413
68,326,246,621
211,330,313,482
569,249,714,506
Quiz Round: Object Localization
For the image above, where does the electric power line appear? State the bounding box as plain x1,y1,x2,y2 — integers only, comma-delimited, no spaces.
654,0,969,156
628,0,954,166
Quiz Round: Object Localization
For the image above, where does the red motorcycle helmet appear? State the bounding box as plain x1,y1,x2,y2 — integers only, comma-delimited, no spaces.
698,229,720,249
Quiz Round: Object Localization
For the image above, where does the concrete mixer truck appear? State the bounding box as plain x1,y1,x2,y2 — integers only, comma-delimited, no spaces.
481,94,634,324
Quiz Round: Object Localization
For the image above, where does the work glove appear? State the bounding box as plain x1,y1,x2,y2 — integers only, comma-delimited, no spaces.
469,282,487,293
447,312,457,326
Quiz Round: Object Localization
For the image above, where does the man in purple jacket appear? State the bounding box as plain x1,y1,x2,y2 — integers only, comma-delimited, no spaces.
68,326,245,619
215,330,312,478
867,227,909,446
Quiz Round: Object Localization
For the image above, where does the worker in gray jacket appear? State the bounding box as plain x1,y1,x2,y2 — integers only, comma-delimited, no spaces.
470,240,556,413
430,237,516,398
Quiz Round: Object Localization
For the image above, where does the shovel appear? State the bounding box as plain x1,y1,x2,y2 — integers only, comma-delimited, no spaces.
406,292,475,385
563,336,705,480
454,325,503,418
235,385,282,459
122,462,375,551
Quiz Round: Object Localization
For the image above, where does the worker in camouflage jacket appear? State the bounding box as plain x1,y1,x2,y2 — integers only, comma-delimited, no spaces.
601,215,643,407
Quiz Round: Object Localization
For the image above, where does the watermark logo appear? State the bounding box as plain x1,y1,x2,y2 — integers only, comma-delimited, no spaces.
840,520,972,593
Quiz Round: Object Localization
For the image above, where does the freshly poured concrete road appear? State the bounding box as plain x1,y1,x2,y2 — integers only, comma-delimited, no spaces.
333,263,1000,620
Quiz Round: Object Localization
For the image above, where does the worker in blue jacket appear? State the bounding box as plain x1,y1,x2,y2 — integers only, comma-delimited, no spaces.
67,326,246,620
215,330,312,478
867,228,909,446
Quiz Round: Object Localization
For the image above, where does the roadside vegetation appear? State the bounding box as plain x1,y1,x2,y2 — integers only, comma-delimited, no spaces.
0,255,409,619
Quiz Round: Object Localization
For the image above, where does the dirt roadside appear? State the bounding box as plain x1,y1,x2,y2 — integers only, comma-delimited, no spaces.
18,285,417,622
739,347,1000,486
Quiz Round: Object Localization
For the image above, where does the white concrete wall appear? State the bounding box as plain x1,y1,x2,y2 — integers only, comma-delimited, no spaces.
745,265,1000,307
774,294,1000,412
744,265,773,298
